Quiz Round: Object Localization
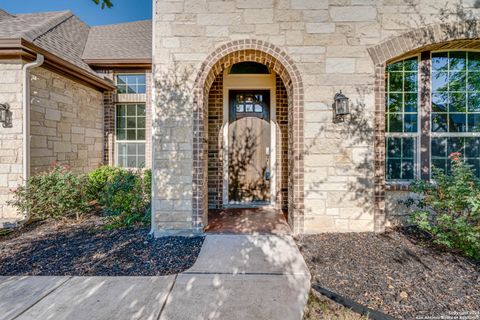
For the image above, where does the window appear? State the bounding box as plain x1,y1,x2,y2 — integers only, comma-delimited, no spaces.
431,137,480,176
385,51,480,182
229,62,270,74
385,57,419,181
116,104,146,168
430,51,480,178
235,93,264,113
116,74,146,94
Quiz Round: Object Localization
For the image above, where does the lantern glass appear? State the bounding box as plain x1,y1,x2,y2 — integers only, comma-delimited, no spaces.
0,108,6,123
334,92,350,117
338,99,348,115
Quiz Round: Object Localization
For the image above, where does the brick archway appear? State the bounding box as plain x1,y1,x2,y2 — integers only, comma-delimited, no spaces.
192,39,304,234
367,20,480,232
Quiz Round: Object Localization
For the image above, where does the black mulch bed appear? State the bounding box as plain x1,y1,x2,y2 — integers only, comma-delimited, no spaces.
0,215,204,276
297,228,480,320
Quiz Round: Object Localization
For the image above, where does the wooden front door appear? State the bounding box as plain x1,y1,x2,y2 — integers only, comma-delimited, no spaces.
228,90,271,204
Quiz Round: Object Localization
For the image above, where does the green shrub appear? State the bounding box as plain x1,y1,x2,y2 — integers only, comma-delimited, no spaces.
99,169,151,229
8,165,89,221
87,166,126,201
407,152,480,260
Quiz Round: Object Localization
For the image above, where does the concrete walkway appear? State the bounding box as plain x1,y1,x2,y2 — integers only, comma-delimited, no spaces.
0,235,311,320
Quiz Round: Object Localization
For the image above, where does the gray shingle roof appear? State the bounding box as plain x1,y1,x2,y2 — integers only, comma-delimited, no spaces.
82,20,152,61
34,15,93,73
0,10,97,75
0,10,73,41
0,9,15,21
0,9,151,76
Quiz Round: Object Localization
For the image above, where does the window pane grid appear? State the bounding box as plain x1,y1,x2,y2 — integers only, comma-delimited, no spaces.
385,57,419,182
116,74,146,94
431,137,480,177
116,104,146,142
386,57,419,134
430,51,480,178
115,103,146,168
386,137,418,181
431,51,480,133
116,142,146,168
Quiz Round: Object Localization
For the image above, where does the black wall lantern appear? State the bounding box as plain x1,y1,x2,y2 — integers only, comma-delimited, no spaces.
333,91,350,122
0,103,12,128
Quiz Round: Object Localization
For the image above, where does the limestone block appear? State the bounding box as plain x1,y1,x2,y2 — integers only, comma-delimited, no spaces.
206,26,229,37
236,0,273,9
197,13,242,25
171,23,204,36
162,37,180,48
305,23,335,34
347,219,374,232
303,216,337,233
274,10,302,22
330,6,377,22
255,24,280,35
208,1,235,12
159,1,184,13
243,9,274,24
285,30,304,45
291,0,328,10
325,58,356,73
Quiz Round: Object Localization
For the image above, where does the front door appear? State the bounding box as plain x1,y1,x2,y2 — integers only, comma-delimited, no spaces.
228,90,271,204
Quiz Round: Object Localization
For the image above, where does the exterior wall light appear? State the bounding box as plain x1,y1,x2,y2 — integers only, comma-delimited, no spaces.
0,103,12,128
333,91,350,122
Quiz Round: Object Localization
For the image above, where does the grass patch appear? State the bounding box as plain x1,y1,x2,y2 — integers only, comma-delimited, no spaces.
304,290,367,320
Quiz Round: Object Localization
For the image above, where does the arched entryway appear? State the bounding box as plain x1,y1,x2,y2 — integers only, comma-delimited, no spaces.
191,39,304,234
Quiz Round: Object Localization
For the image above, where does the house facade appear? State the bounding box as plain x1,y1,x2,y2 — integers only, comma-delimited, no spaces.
1,0,480,235
151,0,480,235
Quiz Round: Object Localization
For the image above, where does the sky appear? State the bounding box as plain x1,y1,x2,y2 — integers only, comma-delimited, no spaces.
0,0,152,26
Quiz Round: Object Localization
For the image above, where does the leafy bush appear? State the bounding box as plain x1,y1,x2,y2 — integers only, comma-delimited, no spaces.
87,166,125,201
98,169,151,229
8,165,89,221
408,152,480,260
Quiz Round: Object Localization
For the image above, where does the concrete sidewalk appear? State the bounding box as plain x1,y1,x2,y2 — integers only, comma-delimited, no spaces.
0,235,311,320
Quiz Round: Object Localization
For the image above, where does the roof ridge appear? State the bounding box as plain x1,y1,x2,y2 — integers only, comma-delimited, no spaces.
20,10,74,42
0,9,15,20
90,19,152,28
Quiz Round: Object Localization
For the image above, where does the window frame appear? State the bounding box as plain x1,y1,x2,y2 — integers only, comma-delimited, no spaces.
114,103,146,169
385,49,480,184
115,73,147,94
429,49,480,179
385,54,422,183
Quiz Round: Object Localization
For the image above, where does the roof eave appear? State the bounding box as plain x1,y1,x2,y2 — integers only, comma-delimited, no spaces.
0,38,115,91
83,58,152,69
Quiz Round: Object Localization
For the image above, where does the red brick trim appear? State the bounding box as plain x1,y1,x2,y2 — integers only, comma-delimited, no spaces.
192,39,304,234
367,21,480,65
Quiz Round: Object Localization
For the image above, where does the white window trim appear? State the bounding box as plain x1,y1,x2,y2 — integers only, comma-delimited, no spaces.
385,54,421,182
114,103,147,169
429,50,480,178
115,73,147,95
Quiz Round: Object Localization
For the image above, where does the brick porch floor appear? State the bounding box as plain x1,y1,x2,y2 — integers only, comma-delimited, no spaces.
205,207,291,235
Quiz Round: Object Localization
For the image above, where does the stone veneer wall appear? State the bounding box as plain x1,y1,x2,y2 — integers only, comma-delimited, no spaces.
29,68,104,174
0,60,24,219
153,0,480,234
